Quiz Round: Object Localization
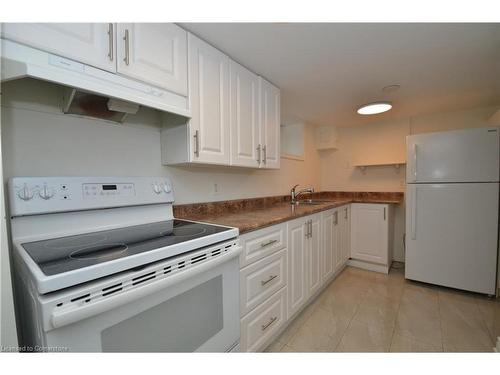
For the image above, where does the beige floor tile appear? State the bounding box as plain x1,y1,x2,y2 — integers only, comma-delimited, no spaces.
280,344,298,352
288,307,349,352
474,297,497,341
336,320,393,352
439,292,493,352
390,333,443,352
353,303,398,332
395,301,442,346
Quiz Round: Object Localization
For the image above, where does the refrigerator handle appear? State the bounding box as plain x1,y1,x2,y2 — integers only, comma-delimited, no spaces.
411,187,417,240
413,144,418,181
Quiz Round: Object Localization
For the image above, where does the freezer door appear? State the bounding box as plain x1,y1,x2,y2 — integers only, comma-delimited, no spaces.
406,127,499,183
405,183,498,295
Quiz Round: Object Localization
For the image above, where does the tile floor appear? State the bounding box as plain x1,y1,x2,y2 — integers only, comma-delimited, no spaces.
265,265,499,352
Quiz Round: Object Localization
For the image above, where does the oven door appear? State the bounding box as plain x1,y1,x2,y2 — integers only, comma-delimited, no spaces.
43,248,241,352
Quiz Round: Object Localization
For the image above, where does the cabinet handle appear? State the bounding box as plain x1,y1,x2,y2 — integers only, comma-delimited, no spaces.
262,145,267,164
383,207,386,221
344,207,348,220
107,23,114,61
123,29,130,65
261,316,278,331
261,274,278,286
334,211,338,225
260,239,278,248
304,220,309,238
257,144,262,164
193,130,200,157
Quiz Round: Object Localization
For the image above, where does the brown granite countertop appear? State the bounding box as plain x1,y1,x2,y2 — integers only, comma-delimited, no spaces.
174,191,403,235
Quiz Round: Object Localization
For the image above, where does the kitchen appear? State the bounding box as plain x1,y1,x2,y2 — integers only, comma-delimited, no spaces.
1,6,500,369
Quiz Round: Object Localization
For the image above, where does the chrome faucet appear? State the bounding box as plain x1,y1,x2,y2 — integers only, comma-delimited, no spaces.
290,184,314,204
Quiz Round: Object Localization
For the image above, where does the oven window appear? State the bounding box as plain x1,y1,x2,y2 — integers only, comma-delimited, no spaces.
101,276,223,352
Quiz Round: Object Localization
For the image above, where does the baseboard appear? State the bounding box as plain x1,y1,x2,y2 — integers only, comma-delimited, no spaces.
347,259,389,274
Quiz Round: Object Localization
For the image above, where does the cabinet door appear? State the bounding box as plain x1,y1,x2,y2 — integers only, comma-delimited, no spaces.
259,78,281,169
350,204,389,265
187,33,230,165
333,209,343,271
307,214,322,296
321,210,335,282
230,60,260,168
340,205,351,263
117,23,187,95
287,217,308,318
1,23,115,72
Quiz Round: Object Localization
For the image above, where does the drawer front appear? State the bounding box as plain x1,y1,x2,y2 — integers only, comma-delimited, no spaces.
240,249,287,316
239,223,287,268
240,287,287,352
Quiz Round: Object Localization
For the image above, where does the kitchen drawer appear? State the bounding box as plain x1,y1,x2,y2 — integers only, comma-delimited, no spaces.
240,249,287,316
239,223,287,268
240,287,287,352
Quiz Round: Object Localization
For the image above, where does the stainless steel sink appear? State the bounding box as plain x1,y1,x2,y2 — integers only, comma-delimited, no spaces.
292,199,333,205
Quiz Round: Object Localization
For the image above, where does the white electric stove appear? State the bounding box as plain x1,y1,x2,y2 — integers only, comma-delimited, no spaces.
8,176,241,352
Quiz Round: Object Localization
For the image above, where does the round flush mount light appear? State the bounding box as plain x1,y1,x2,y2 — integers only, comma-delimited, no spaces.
356,102,392,115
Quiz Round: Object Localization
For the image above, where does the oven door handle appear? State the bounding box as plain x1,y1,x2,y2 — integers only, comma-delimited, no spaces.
51,246,242,330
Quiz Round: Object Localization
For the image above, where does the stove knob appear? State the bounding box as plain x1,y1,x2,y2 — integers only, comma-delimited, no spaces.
39,185,54,200
153,184,162,194
163,183,172,193
17,184,34,201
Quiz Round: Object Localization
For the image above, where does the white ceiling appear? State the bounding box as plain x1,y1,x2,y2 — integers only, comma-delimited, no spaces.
181,23,500,127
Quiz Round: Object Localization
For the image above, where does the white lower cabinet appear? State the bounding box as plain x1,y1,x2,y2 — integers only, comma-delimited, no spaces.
239,206,352,352
350,203,392,273
240,287,287,352
240,249,287,317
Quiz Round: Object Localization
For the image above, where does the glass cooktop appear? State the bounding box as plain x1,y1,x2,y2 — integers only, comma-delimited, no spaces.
21,220,231,276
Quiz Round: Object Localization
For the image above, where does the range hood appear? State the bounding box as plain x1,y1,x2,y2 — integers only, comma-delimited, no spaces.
1,39,191,121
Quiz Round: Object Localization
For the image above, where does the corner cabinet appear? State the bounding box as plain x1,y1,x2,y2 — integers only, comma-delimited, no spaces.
162,33,281,169
350,203,392,273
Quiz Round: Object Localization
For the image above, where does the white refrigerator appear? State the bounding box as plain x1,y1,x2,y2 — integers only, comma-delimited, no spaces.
405,127,499,295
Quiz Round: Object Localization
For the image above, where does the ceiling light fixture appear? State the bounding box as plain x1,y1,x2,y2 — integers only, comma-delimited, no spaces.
357,102,392,115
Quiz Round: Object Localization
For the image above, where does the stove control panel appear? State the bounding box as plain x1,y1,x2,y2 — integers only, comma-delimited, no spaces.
9,177,174,217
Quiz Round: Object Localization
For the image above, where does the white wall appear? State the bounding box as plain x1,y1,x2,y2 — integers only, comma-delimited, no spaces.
1,79,321,204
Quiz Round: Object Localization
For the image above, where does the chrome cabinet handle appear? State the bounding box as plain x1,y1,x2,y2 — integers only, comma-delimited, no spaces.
193,130,200,157
383,207,386,221
334,211,338,225
123,29,130,65
107,23,114,61
261,274,278,286
344,207,348,220
260,239,278,248
261,316,278,331
304,220,309,238
262,145,267,164
257,144,262,164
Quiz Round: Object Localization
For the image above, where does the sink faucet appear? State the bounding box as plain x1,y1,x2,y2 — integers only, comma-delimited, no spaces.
291,184,314,204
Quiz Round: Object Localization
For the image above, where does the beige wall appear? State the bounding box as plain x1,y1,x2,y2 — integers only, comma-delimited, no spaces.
1,79,321,205
319,104,500,261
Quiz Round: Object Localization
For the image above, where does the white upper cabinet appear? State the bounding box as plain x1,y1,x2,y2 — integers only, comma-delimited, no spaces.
187,33,230,165
350,203,390,266
230,60,261,168
116,23,188,95
259,78,281,169
1,23,116,72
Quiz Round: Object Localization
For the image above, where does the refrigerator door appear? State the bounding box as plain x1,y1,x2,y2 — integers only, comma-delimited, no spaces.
405,182,498,295
406,127,499,183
